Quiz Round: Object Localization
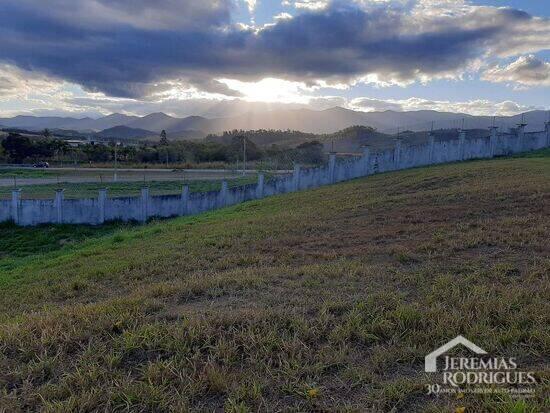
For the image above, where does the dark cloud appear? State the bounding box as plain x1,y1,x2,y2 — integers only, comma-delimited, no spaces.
0,0,548,98
186,78,245,97
3,0,233,31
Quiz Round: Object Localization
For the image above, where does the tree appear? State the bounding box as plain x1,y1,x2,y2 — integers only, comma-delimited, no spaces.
50,139,70,157
43,128,51,139
159,130,169,145
296,141,324,164
226,136,261,162
33,140,56,158
1,133,34,163
82,143,111,162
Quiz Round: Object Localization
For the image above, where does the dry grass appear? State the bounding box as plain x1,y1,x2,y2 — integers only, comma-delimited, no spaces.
0,154,549,412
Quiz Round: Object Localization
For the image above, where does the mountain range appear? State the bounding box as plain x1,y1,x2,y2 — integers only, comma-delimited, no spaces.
1,108,548,139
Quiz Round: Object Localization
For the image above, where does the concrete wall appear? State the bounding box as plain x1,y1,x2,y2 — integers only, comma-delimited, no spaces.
0,199,12,223
2,128,548,226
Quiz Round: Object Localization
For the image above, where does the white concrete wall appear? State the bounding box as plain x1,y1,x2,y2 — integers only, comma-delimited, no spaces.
0,200,10,222
2,129,548,226
105,197,142,223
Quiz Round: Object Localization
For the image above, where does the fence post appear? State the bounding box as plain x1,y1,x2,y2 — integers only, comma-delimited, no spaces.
458,130,467,160
219,181,228,207
328,153,336,183
141,187,149,223
98,188,107,224
55,189,64,224
256,174,265,199
546,121,550,147
489,126,498,158
428,133,436,163
394,139,402,169
361,146,370,176
293,164,301,191
516,122,526,153
180,185,189,216
11,189,21,225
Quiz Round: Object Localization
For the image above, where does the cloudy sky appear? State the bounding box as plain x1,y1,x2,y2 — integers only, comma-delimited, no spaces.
0,0,549,118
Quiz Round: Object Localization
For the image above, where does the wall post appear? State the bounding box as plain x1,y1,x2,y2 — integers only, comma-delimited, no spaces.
219,180,228,207
516,122,526,153
361,146,370,176
55,189,64,224
489,126,498,158
140,187,149,223
394,139,402,169
11,189,21,225
98,188,107,224
328,153,336,183
180,185,189,216
458,130,467,160
293,164,301,191
256,174,265,199
428,133,436,163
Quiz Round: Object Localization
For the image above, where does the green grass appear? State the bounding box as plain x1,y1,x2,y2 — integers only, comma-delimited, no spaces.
0,176,257,199
0,168,58,178
0,153,549,412
0,222,134,271
512,147,550,159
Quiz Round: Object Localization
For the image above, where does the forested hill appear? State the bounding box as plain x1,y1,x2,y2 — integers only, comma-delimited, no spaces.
204,125,492,153
205,126,383,150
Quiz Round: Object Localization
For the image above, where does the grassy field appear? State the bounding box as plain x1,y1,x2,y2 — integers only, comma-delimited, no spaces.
0,153,548,411
0,176,258,199
0,168,59,178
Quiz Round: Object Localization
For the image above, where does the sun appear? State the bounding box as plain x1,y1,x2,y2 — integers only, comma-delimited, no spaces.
218,77,313,103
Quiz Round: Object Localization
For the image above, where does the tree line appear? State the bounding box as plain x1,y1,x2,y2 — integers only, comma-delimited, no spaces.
0,132,325,168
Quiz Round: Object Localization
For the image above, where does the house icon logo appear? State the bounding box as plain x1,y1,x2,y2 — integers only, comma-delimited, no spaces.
425,335,487,372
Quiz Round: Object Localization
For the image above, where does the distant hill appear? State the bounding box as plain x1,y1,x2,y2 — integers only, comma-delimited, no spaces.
0,116,91,131
205,125,397,151
94,126,155,140
205,129,319,148
0,114,139,132
187,108,548,135
1,108,547,136
126,113,186,132
319,126,393,152
66,113,140,131
204,125,502,153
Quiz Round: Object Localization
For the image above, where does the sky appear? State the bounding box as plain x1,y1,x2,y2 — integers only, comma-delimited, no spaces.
0,0,549,119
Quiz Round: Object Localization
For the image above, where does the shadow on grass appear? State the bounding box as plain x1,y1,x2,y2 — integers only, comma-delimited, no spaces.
0,221,136,261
